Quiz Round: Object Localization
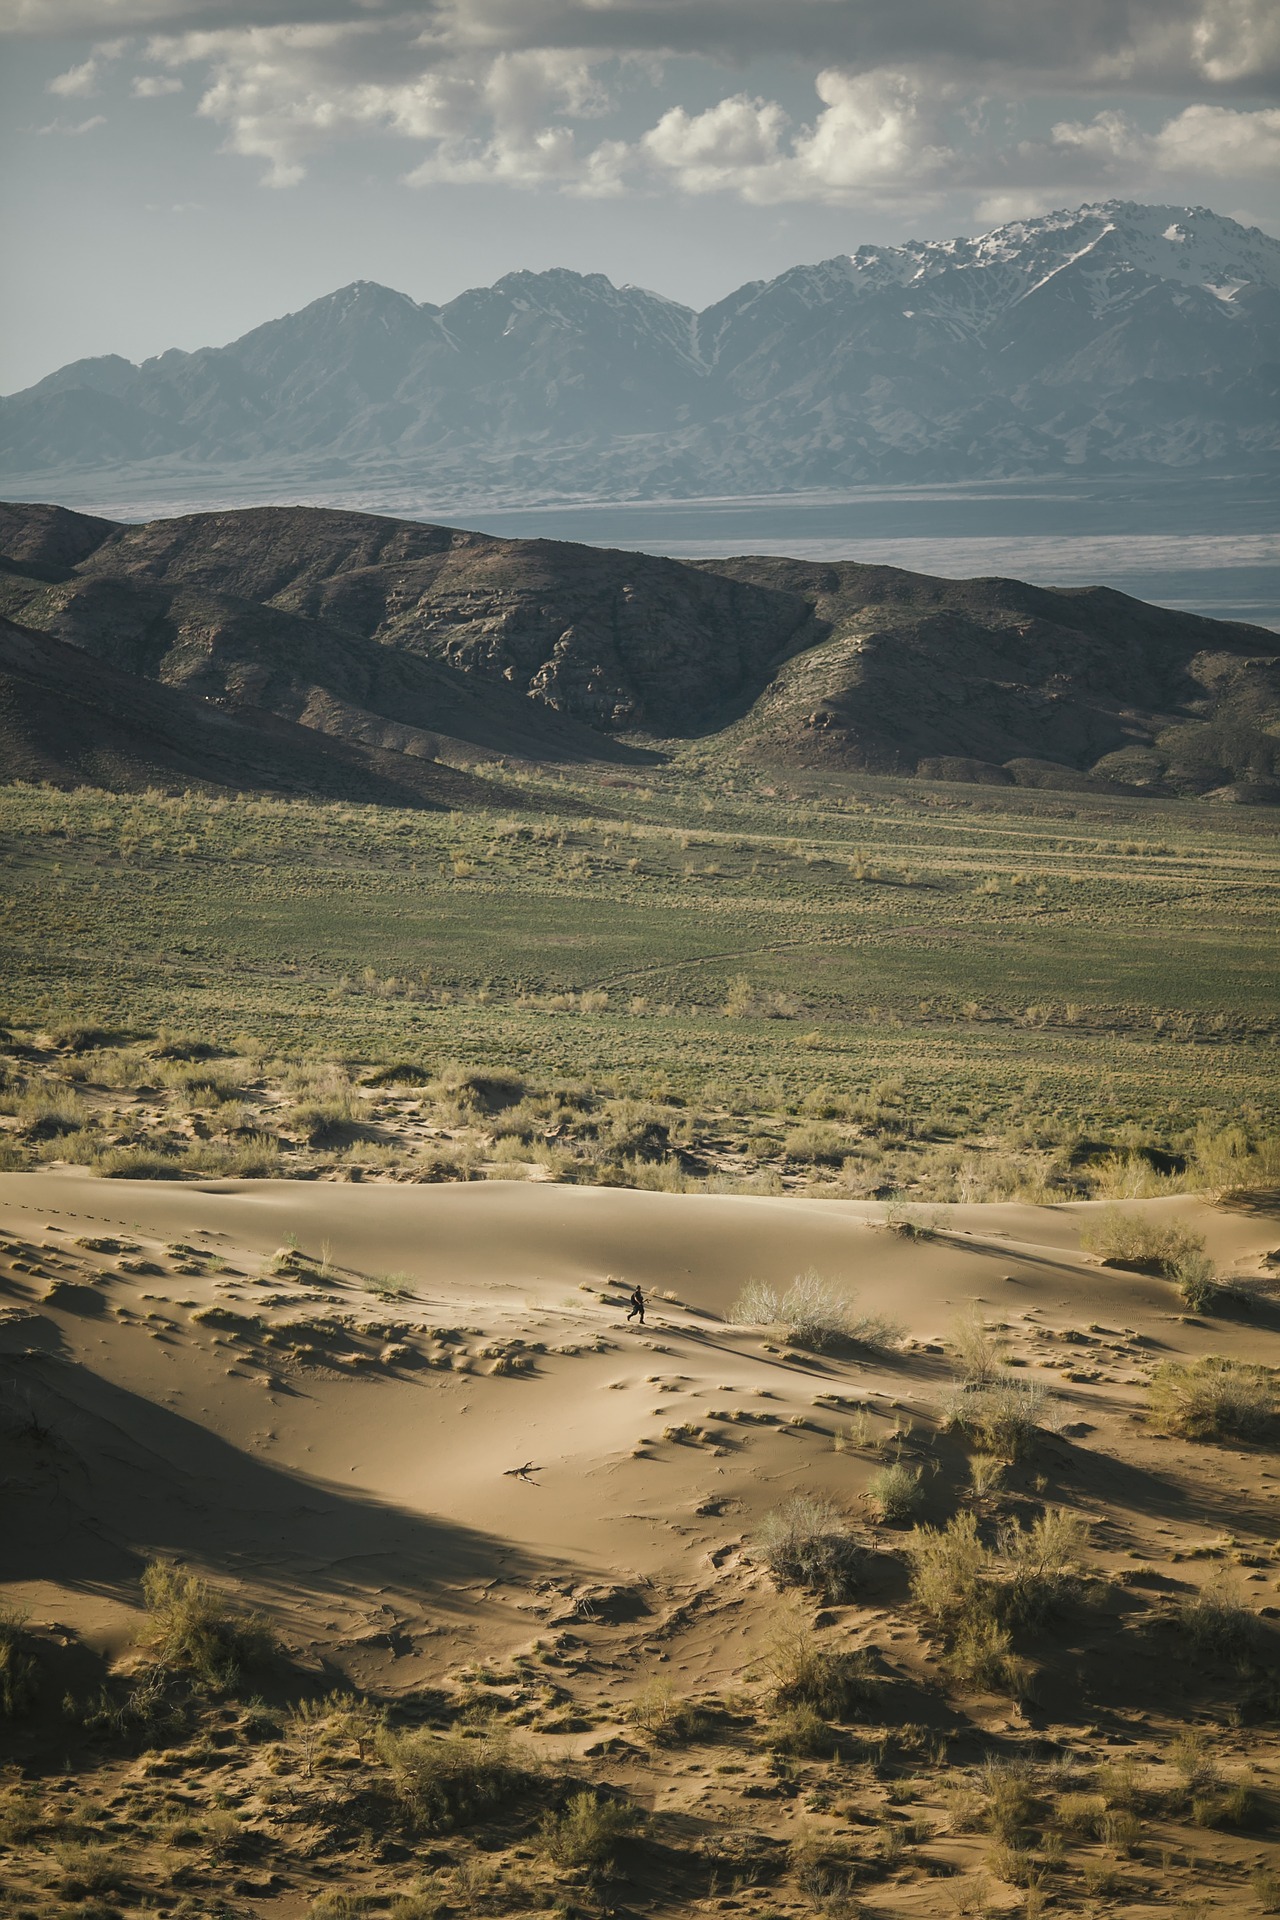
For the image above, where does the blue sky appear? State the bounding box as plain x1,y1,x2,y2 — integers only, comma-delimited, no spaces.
4,0,1279,391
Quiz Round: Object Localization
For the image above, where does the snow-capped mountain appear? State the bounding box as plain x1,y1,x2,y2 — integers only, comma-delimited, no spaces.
3,201,1277,501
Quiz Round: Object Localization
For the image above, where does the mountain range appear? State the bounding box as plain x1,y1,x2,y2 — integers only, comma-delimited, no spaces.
1,500,1276,804
3,202,1278,506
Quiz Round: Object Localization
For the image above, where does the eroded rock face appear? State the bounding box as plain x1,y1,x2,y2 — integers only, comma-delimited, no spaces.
0,501,1275,797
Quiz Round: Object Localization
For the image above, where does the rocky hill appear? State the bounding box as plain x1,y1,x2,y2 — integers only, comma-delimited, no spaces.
2,202,1278,505
1,500,1275,801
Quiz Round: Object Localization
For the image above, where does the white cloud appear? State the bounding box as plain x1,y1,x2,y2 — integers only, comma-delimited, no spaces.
132,71,183,94
48,40,124,94
37,112,107,132
1051,100,1280,179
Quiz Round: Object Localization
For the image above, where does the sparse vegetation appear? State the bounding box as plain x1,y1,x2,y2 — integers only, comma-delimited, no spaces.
140,1559,276,1690
539,1791,639,1875
731,1270,901,1351
867,1460,925,1521
757,1497,862,1601
943,1377,1050,1458
1149,1356,1274,1439
378,1725,533,1833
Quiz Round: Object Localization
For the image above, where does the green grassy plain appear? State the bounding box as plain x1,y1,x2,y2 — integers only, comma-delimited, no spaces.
5,758,1277,1175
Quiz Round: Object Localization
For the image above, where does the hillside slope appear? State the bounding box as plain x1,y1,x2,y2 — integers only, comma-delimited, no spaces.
2,202,1277,504
1,500,1276,799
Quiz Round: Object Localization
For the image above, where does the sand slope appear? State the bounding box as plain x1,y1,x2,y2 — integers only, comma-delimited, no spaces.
3,1175,1277,1681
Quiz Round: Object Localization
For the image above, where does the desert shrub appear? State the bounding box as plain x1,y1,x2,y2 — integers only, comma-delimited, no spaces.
141,1560,275,1690
950,1310,1009,1385
1052,1791,1105,1838
40,1021,108,1052
369,1272,415,1300
985,1843,1040,1888
768,1623,879,1719
1193,1782,1259,1828
968,1452,1004,1496
288,1096,363,1146
53,1842,132,1896
1178,1577,1258,1656
788,1830,863,1900
946,1618,1034,1698
768,1703,838,1758
1080,1206,1204,1273
377,1725,531,1833
627,1680,707,1745
540,1791,638,1875
310,1895,370,1920
447,1067,526,1112
1252,1867,1280,1911
1171,1248,1229,1312
868,1461,924,1522
1149,1356,1274,1439
783,1121,849,1166
19,1090,93,1138
943,1378,1049,1458
981,1760,1041,1845
0,1608,38,1716
757,1497,862,1602
731,1269,900,1351
364,1063,432,1087
909,1510,987,1625
997,1509,1091,1623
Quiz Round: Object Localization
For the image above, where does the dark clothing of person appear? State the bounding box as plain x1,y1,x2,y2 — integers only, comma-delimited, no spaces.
626,1287,646,1325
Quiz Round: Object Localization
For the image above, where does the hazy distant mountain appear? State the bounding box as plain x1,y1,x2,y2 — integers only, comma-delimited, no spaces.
2,202,1277,505
2,500,1276,803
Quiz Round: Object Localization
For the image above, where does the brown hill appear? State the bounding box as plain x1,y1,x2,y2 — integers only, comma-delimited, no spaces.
1,499,1276,799
0,614,518,809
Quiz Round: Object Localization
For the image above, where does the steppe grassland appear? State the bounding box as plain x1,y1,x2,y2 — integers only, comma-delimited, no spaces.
2,760,1277,1193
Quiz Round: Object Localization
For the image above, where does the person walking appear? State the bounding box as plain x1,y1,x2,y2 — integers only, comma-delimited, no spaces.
626,1284,646,1326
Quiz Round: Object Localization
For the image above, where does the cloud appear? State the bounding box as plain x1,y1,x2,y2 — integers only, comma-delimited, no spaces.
1051,100,1280,179
132,70,184,93
47,39,124,93
640,70,952,204
36,112,107,132
5,0,1280,99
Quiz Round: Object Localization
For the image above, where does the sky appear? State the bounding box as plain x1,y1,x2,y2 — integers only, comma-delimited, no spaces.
3,0,1280,393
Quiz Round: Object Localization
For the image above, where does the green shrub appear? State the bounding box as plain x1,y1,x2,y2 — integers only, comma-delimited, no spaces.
868,1461,924,1522
946,1618,1034,1699
1149,1356,1274,1439
768,1703,837,1758
768,1624,879,1719
980,1760,1041,1845
1080,1206,1204,1274
909,1510,987,1625
540,1791,638,1875
996,1509,1091,1623
627,1679,708,1745
377,1725,531,1833
757,1497,862,1601
949,1309,1009,1385
1178,1577,1257,1656
788,1829,863,1900
0,1608,38,1717
1171,1248,1228,1312
141,1560,275,1690
943,1378,1049,1458
1252,1867,1280,1911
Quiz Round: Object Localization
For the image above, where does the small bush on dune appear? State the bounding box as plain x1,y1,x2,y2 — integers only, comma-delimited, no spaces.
768,1622,879,1719
377,1725,531,1833
909,1510,987,1626
947,1617,1035,1698
768,1702,838,1758
141,1560,275,1690
732,1269,900,1352
943,1378,1049,1459
868,1460,924,1522
757,1497,862,1602
1149,1356,1274,1439
1178,1577,1258,1657
950,1310,1009,1385
539,1790,639,1876
1080,1206,1204,1274
997,1509,1092,1624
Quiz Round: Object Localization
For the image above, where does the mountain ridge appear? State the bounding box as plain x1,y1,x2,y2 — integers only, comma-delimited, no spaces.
1,498,1276,804
4,201,1277,504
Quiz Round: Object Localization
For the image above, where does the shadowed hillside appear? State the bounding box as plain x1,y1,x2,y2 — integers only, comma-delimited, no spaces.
1,499,1276,800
